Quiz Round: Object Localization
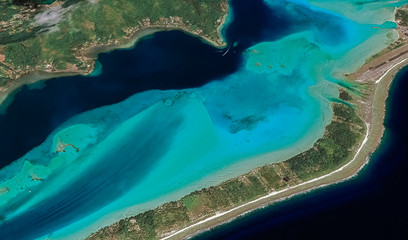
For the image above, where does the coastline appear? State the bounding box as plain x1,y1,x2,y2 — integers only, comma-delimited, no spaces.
2,2,407,239
84,13,408,240
155,43,408,240
84,23,229,59
0,12,229,108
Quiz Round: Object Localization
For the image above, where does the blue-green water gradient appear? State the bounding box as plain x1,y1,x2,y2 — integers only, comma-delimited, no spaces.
0,0,404,239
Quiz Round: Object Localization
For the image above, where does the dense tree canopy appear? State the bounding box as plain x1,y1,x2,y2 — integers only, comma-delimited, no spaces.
12,0,57,7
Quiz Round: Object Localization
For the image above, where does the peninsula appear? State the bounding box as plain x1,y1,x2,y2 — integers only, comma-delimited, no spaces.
87,5,408,240
0,0,228,99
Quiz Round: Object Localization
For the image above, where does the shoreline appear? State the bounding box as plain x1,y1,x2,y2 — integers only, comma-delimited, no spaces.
85,14,408,240
163,122,370,240
87,54,402,239
157,44,408,240
0,19,229,108
2,3,407,239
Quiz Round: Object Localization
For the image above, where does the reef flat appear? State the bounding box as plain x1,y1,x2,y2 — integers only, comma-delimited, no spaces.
88,4,408,238
1,0,408,239
87,102,366,240
88,2,408,240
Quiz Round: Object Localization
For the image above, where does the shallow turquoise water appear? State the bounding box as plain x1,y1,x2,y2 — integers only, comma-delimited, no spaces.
0,0,405,239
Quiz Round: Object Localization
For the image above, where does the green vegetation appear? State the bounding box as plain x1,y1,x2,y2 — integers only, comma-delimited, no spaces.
0,1,45,45
396,8,408,27
287,104,365,180
365,37,407,64
87,103,366,240
0,0,228,86
3,38,42,67
339,88,353,101
0,2,20,22
12,0,46,6
335,80,365,97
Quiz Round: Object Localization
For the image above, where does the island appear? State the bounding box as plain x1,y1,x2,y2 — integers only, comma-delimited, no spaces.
0,1,408,240
87,5,408,240
0,0,228,101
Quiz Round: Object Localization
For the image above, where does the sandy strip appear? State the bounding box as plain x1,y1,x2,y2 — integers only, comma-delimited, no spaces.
161,53,408,239
161,121,371,240
375,58,408,83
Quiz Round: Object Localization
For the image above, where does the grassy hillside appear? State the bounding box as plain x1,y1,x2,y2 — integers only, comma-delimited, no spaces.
0,0,228,86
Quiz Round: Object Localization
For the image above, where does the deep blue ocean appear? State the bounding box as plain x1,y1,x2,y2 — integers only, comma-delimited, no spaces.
0,0,407,239
0,0,305,169
193,66,408,239
0,30,242,168
0,0,311,238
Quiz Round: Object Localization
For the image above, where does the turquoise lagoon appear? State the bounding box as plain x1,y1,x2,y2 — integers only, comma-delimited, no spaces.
0,0,404,239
